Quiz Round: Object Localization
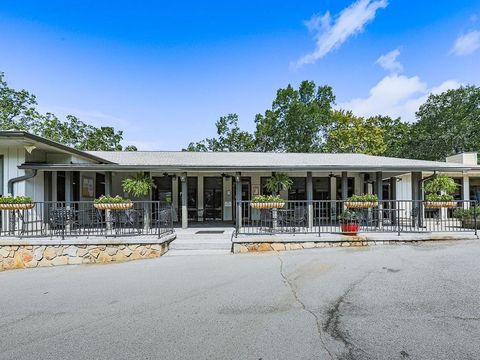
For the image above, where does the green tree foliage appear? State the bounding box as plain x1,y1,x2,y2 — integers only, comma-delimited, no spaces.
322,110,387,155
0,72,135,151
406,86,480,160
185,113,255,151
254,81,335,152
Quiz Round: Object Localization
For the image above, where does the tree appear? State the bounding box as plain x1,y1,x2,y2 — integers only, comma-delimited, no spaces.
254,81,335,152
0,71,135,151
406,86,480,160
322,110,387,155
184,113,255,152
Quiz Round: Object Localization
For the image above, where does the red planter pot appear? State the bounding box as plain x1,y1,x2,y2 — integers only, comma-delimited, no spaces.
340,223,360,235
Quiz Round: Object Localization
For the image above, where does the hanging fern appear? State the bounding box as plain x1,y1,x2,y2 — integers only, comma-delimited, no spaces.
265,173,293,193
121,173,156,197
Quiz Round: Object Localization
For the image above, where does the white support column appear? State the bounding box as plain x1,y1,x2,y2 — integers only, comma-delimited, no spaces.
235,173,242,232
181,173,188,229
463,173,470,209
341,172,348,200
307,171,313,229
376,171,383,226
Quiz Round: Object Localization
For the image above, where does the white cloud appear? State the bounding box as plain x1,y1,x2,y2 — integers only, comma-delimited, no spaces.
339,75,461,122
450,30,480,56
376,48,402,73
294,0,388,67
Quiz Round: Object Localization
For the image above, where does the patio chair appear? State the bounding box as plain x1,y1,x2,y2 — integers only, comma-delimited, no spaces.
48,208,79,238
292,206,307,229
82,208,105,237
111,209,141,235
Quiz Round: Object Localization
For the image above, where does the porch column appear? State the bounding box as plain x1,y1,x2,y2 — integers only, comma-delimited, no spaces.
411,172,423,227
376,171,383,226
104,172,113,232
65,171,72,203
105,172,112,196
65,171,72,233
181,173,188,229
307,171,313,229
341,172,348,200
390,177,397,225
235,173,242,232
463,173,470,208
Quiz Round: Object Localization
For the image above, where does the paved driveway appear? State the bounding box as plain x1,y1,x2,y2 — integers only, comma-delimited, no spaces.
1,241,479,360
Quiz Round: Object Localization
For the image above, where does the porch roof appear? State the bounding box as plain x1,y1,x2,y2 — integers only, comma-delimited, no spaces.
18,151,475,172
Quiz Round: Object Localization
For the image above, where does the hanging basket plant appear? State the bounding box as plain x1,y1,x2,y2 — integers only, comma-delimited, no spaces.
424,174,458,208
121,173,156,198
345,194,378,209
0,196,34,210
264,173,293,194
94,195,133,210
250,195,285,209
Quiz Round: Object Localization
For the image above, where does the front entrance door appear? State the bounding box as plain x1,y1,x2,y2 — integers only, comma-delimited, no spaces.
204,177,223,221
234,177,251,221
178,177,198,222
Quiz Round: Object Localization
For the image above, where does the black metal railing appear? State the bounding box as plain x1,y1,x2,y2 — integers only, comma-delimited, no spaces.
235,200,478,236
0,201,175,239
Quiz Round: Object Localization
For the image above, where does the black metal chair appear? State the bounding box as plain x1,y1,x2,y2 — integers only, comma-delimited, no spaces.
48,208,79,238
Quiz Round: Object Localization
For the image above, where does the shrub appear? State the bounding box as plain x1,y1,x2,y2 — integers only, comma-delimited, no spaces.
252,195,284,203
338,209,360,222
346,194,378,202
425,193,455,202
0,196,33,204
452,207,478,219
94,195,131,204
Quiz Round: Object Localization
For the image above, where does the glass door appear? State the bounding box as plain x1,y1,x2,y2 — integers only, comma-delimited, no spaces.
234,177,251,221
178,177,198,222
153,176,173,203
203,177,223,221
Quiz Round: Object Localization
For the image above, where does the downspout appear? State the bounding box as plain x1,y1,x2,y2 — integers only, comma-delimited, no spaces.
7,170,38,196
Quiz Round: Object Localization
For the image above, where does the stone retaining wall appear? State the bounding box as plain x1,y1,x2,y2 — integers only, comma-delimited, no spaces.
233,240,442,253
0,242,169,271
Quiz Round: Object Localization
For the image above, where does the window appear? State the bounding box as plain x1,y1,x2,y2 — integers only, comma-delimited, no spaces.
261,177,272,196
288,177,307,200
336,178,354,199
313,177,330,200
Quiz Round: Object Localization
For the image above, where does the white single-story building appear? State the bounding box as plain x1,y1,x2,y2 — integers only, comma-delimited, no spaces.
1,131,480,232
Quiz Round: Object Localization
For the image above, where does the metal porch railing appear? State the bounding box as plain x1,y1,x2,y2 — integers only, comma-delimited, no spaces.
0,201,175,239
235,200,478,236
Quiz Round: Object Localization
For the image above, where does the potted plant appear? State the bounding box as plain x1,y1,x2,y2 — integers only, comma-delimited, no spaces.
453,207,479,228
345,194,378,209
94,195,133,210
424,174,458,208
250,195,285,209
121,173,156,198
0,196,35,210
338,209,360,235
264,173,293,195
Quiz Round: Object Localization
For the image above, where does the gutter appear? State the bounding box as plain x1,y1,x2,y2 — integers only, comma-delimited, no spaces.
7,170,38,196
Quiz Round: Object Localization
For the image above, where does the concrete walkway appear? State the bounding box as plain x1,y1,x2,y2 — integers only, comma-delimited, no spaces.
167,226,234,255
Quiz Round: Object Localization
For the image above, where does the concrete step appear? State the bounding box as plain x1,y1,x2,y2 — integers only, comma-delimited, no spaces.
165,249,232,256
170,242,232,250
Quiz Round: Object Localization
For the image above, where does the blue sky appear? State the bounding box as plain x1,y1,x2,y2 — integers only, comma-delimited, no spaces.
1,0,480,150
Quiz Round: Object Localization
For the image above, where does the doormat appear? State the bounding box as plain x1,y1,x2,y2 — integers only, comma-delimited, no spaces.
195,230,225,234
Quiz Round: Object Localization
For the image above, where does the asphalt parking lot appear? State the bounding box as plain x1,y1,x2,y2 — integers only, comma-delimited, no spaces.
1,240,479,360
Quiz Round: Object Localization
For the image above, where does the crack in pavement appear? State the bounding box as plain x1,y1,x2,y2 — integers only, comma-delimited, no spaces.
323,272,374,360
275,253,335,360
